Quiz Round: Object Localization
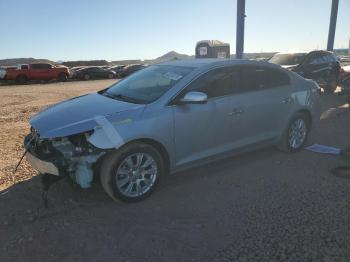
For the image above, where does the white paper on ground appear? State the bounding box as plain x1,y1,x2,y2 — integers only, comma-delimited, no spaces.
305,144,341,155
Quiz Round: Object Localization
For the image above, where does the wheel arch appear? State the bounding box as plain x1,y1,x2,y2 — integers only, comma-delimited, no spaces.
116,138,171,175
58,72,68,77
295,108,313,128
16,74,27,80
279,108,313,141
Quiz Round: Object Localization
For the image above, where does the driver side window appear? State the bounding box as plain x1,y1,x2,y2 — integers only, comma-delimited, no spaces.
187,67,237,99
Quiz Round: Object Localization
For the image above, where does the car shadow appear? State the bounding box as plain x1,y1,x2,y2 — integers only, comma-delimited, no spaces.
0,146,280,214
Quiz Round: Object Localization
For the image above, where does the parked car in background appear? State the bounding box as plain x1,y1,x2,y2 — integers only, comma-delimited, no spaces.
118,64,146,78
69,66,85,79
75,66,116,80
110,65,126,76
2,63,70,84
339,56,350,65
0,68,6,80
269,50,341,94
25,59,321,202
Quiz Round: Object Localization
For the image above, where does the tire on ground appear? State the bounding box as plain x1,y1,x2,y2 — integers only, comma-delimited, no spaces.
16,75,27,84
278,112,311,153
57,73,68,82
100,142,164,202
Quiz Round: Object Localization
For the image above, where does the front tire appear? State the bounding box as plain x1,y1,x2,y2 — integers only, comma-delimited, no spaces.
100,143,164,202
278,113,310,153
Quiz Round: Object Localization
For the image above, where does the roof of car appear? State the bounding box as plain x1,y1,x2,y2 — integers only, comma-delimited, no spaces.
158,58,274,69
276,50,333,55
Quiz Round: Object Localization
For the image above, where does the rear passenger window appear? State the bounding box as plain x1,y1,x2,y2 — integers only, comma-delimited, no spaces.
31,64,41,69
325,54,337,62
239,66,265,92
238,66,290,92
265,68,290,88
42,64,52,69
31,64,51,69
309,53,331,65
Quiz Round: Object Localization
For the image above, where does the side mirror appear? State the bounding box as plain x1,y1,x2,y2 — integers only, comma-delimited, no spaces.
180,91,208,104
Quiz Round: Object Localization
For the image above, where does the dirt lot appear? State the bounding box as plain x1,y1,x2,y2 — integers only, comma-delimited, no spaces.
0,81,350,261
0,79,117,190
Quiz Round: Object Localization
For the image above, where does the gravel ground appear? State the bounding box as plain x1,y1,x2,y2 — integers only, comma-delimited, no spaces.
0,79,117,190
0,81,349,262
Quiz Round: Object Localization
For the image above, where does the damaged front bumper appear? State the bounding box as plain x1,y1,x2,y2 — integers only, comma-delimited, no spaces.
26,152,59,176
24,129,106,188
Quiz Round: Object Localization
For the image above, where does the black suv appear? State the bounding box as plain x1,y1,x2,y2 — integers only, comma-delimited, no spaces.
269,50,341,93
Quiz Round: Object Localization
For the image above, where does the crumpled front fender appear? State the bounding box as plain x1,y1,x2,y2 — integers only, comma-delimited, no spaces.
87,116,126,149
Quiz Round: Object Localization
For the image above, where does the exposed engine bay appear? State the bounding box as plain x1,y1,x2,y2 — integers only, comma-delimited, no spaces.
25,127,106,188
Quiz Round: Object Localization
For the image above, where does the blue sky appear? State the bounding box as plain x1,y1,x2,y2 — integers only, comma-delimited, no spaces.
0,0,349,61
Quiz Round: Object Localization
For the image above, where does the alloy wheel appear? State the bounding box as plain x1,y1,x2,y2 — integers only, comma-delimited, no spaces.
288,118,307,149
115,153,158,198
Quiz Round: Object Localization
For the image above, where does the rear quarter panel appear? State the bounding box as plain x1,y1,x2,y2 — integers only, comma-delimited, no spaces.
287,73,321,128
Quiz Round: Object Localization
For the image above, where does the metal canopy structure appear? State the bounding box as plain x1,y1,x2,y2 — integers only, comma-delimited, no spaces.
327,0,339,51
235,0,245,59
235,0,340,59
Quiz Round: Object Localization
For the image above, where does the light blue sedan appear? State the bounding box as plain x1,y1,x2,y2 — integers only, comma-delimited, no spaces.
25,59,321,202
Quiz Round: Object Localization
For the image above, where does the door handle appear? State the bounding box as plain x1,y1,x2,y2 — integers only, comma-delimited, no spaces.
282,97,293,104
229,108,244,116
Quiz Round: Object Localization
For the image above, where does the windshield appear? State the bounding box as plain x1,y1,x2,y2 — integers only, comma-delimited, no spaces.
269,53,306,65
101,65,194,104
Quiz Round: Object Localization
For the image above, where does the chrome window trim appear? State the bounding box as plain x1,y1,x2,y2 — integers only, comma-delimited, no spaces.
166,64,291,106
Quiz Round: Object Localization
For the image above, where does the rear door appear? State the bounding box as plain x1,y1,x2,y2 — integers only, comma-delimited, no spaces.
30,64,52,80
225,65,294,147
30,64,44,79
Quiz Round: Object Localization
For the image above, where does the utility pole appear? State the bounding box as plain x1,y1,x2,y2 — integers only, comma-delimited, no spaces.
327,0,339,51
236,0,246,59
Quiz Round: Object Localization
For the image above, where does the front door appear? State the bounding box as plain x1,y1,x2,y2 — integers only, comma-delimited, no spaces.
172,67,239,168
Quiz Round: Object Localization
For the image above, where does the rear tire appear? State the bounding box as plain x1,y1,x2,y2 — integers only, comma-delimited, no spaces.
57,73,68,82
84,74,91,80
100,143,164,202
108,73,114,79
278,113,310,153
16,75,27,84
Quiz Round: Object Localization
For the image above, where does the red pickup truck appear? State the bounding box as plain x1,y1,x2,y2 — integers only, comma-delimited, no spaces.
1,63,70,84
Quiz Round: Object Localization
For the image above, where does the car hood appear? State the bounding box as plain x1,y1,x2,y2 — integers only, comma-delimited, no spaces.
30,92,145,138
